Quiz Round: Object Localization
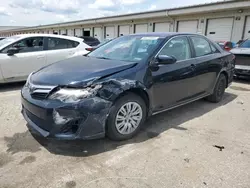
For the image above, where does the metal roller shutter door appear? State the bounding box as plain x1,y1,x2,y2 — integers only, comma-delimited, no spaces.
135,24,148,33
105,26,115,39
67,29,74,36
154,22,170,32
94,27,102,41
244,16,250,39
119,25,130,36
75,28,82,36
60,29,66,35
206,18,234,41
178,20,198,33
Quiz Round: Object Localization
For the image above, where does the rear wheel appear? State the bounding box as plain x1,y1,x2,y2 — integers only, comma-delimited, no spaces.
106,93,146,141
206,74,226,103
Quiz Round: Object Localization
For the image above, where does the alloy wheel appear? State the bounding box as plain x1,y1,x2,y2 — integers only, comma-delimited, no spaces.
115,102,143,135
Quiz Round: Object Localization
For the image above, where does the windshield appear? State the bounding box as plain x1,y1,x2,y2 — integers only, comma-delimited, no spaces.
239,40,250,48
88,35,164,62
0,36,21,48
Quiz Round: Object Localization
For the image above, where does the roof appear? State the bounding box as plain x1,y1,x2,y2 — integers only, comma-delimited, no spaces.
14,34,83,42
131,32,204,37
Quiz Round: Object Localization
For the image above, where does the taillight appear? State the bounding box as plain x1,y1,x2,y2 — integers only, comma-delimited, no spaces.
85,47,93,51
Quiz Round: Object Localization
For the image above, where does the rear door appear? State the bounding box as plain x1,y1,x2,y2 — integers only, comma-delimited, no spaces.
151,36,198,111
44,37,80,65
189,36,223,94
0,37,47,81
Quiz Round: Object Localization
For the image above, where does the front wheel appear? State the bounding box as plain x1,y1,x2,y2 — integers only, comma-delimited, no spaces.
206,74,226,103
106,93,146,141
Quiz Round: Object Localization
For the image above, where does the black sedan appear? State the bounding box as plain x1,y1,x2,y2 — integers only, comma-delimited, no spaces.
21,33,235,141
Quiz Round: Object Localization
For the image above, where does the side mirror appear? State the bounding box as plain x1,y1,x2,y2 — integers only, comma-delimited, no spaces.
157,55,177,65
7,47,19,56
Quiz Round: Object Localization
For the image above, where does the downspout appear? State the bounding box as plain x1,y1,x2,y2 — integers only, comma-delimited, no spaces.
165,10,175,32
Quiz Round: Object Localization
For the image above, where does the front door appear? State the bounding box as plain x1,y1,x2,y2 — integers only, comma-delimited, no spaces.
150,36,198,112
0,37,46,82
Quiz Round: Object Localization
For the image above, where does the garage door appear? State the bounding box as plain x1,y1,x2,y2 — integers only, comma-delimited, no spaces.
244,16,250,39
94,27,102,41
119,25,130,36
105,26,115,39
60,29,67,35
67,29,74,36
206,18,234,41
154,22,170,32
135,24,148,33
53,30,59,34
177,20,198,33
75,28,82,37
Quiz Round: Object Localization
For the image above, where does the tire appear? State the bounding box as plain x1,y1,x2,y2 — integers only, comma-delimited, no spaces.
206,74,227,103
106,93,147,141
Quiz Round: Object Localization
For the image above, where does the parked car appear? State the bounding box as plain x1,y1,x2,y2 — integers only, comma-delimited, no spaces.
85,39,113,52
21,33,235,141
0,34,90,83
216,41,235,51
78,36,100,46
230,39,250,77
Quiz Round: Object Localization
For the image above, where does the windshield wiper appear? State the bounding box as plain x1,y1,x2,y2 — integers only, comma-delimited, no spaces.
95,56,111,60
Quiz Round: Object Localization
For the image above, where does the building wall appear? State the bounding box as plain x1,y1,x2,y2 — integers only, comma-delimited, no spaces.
1,8,250,43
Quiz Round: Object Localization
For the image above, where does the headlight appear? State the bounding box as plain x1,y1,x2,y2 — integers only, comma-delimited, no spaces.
48,84,102,103
25,72,33,87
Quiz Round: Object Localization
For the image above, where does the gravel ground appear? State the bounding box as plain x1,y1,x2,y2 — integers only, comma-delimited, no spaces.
0,79,250,188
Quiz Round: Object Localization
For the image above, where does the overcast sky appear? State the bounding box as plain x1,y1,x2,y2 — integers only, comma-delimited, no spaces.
0,0,224,26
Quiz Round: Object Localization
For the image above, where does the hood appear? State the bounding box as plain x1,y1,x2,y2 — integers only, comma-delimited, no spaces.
230,48,250,55
31,56,137,86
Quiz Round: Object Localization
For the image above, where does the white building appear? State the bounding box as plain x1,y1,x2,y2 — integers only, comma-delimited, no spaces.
1,0,250,42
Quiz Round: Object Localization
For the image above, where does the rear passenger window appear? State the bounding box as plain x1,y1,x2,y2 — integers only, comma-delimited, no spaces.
47,37,79,50
191,37,212,57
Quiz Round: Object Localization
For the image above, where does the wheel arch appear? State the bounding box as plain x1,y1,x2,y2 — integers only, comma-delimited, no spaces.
220,70,229,88
112,88,150,116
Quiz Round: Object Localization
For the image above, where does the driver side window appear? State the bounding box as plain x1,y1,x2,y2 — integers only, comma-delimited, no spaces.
158,37,191,61
2,37,44,53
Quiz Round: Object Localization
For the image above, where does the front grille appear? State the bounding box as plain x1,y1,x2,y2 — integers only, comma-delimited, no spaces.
31,92,48,100
235,54,250,66
27,83,56,100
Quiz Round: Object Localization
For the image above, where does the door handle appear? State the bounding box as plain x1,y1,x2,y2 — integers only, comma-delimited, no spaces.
190,64,196,70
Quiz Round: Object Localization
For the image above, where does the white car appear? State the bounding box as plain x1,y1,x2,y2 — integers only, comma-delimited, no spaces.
0,34,90,83
230,39,250,77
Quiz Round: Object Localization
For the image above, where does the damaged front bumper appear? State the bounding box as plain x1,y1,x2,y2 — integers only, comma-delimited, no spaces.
21,86,112,140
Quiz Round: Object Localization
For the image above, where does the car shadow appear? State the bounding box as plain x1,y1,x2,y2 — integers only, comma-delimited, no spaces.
32,92,237,157
0,82,25,93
